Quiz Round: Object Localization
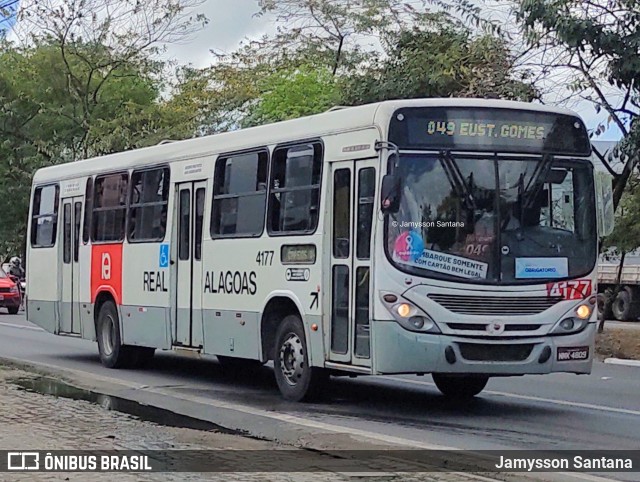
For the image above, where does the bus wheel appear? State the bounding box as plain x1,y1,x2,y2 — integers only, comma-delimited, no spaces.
7,306,19,315
273,315,327,402
432,374,488,399
96,300,132,369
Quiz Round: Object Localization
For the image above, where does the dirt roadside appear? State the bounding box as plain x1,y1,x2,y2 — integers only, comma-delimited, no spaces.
596,327,640,360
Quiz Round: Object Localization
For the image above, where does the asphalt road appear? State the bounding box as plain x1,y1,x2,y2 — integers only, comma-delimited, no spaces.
1,312,639,481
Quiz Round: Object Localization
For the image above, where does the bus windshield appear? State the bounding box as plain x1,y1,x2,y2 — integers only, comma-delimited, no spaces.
386,154,597,284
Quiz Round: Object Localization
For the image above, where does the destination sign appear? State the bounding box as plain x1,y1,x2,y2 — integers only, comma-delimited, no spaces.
389,107,591,155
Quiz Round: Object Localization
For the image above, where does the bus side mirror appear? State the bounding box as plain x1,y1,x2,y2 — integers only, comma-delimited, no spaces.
595,171,615,237
381,174,400,214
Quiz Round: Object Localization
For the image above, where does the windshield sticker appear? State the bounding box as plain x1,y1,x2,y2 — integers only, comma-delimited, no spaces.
393,230,424,262
515,257,568,279
395,247,489,279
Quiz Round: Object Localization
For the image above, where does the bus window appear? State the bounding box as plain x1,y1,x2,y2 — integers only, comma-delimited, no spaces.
333,169,351,259
195,188,205,260
92,173,128,243
63,204,72,264
178,189,191,261
211,151,268,237
268,142,322,235
82,178,92,244
74,202,82,262
356,168,375,260
128,167,170,242
30,184,60,248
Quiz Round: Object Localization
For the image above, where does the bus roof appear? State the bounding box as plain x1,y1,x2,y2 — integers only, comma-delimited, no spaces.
32,98,584,184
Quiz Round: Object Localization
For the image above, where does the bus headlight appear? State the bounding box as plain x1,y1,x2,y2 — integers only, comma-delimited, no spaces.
575,304,592,320
550,317,589,335
379,292,441,334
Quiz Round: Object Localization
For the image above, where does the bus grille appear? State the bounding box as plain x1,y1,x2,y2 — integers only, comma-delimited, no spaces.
457,343,534,362
428,294,562,315
0,287,10,293
447,323,542,332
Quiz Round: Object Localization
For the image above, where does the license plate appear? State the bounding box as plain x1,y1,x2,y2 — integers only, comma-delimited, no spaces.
557,346,589,361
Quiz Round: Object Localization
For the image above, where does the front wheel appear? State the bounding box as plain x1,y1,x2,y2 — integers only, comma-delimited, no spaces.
273,315,327,402
432,374,489,399
7,306,19,315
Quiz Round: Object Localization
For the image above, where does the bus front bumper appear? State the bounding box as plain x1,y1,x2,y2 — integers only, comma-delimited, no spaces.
371,320,595,376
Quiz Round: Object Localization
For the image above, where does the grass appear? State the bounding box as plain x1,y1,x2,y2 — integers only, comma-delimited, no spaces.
596,327,640,360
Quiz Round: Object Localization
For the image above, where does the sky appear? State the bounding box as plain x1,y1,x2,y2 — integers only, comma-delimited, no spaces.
4,0,625,141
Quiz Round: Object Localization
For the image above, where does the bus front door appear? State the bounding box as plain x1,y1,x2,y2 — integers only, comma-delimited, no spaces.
174,181,207,348
60,197,83,334
328,159,376,367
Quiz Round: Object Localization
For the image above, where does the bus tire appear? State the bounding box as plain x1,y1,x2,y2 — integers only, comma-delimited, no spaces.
96,300,132,369
612,287,640,321
432,374,488,399
7,306,19,315
273,314,327,402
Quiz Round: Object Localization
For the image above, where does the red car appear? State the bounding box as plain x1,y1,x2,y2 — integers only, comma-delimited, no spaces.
0,267,21,314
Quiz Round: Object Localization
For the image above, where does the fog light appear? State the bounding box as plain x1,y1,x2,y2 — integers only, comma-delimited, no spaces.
560,319,575,331
575,304,591,320
409,316,425,329
397,303,412,318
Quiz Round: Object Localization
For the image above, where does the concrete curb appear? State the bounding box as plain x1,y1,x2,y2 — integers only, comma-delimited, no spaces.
604,357,640,367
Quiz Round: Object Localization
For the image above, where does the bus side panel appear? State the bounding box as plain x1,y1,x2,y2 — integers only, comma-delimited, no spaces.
27,245,59,334
26,183,60,334
78,239,95,340
202,309,260,360
120,243,172,350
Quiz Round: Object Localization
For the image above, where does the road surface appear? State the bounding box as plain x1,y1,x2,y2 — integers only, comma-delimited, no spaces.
1,312,639,481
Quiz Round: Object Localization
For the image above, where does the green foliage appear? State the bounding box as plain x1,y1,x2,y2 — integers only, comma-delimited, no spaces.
0,40,201,256
243,66,341,127
340,24,538,105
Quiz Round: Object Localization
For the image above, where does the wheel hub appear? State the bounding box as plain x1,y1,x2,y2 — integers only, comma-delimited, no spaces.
101,315,116,356
279,333,304,386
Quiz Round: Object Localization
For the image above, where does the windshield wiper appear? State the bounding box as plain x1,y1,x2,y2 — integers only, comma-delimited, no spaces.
439,150,476,211
523,153,554,210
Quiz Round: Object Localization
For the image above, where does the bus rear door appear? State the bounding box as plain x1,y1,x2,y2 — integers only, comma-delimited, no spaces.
174,181,207,348
60,197,83,334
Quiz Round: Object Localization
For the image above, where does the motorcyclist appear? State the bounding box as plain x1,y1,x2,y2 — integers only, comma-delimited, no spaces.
8,256,25,280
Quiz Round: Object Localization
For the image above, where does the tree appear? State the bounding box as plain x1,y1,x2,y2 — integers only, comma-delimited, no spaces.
243,65,341,127
0,0,208,256
340,22,538,104
514,0,640,209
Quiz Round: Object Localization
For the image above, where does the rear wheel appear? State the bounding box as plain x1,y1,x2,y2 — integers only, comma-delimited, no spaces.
96,301,133,368
273,315,327,402
612,287,640,321
432,374,489,399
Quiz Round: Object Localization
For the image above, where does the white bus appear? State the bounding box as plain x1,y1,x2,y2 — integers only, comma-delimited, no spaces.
26,98,614,401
